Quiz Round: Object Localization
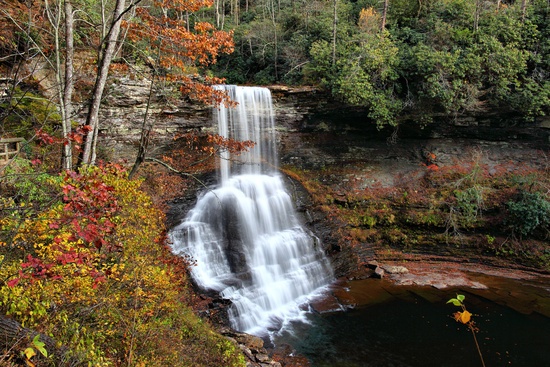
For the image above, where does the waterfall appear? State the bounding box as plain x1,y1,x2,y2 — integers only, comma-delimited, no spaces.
170,85,333,335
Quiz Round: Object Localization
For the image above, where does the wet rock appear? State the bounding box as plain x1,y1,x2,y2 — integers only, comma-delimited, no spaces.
236,334,264,350
256,353,270,362
220,328,280,366
240,345,255,361
373,266,385,279
309,294,344,313
271,344,311,367
384,263,490,290
330,285,357,309
366,260,379,270
381,265,409,274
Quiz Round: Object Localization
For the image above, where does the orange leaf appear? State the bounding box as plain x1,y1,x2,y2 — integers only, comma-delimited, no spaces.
454,310,472,324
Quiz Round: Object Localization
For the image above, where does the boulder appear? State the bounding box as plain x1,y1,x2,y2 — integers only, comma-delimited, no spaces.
381,265,409,274
373,266,385,279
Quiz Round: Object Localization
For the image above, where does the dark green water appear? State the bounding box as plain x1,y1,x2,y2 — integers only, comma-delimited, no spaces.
272,274,550,367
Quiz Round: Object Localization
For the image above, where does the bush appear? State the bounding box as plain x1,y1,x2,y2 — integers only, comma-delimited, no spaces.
506,191,550,238
0,164,245,366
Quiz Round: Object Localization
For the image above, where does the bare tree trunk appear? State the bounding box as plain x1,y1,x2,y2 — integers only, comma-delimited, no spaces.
332,0,337,67
270,0,278,80
0,315,80,366
80,0,127,166
474,0,481,31
230,0,238,25
215,0,226,29
521,0,528,23
381,0,389,32
215,0,220,28
62,0,74,170
45,0,73,171
129,75,155,179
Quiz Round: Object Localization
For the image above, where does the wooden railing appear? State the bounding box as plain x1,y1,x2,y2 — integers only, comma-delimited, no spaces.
0,138,25,163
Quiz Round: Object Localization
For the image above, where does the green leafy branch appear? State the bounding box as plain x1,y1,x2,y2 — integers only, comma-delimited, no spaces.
23,334,48,364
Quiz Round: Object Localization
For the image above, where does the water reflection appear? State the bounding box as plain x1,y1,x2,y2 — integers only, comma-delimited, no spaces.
273,273,550,367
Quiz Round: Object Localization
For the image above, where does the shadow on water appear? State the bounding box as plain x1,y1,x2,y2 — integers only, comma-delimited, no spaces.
272,274,550,367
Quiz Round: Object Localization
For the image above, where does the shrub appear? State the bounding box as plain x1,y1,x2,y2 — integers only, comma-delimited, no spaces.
506,191,550,238
0,164,245,366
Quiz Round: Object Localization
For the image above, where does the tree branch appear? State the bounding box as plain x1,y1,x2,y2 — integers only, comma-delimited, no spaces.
143,157,212,191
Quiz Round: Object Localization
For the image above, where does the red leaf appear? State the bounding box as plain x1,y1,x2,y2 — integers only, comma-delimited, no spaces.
7,278,19,287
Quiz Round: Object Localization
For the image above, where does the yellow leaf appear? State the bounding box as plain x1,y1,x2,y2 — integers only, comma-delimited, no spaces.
454,310,472,324
24,347,36,359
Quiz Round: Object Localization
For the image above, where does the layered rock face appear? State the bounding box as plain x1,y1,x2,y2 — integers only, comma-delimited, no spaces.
87,77,212,161
96,79,549,167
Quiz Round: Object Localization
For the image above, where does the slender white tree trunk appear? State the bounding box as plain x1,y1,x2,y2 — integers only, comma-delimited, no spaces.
474,0,482,31
521,0,528,23
332,0,337,67
62,0,74,170
81,0,127,166
381,0,389,32
45,0,74,170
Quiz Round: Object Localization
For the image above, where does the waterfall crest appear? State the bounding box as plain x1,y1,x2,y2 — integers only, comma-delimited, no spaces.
170,85,333,335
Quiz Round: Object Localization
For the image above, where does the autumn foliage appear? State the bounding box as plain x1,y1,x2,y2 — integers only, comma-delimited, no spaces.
0,163,245,366
125,0,235,106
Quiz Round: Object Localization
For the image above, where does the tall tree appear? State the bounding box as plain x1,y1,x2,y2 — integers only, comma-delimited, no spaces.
126,0,234,178
62,0,74,170
521,0,528,22
474,0,482,31
80,0,133,166
381,0,389,32
44,0,75,170
332,0,337,67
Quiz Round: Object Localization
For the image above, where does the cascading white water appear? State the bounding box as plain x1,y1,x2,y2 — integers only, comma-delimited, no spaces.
170,85,333,335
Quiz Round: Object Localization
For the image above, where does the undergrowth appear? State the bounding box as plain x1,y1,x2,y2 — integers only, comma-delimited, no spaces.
282,150,550,270
0,161,245,366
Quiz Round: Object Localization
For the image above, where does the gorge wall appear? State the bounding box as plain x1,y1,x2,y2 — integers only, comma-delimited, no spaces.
97,78,549,169
97,79,550,275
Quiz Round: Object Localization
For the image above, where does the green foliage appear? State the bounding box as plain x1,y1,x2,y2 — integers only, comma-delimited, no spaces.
506,191,550,238
331,32,402,127
0,89,61,138
23,334,48,361
306,40,333,86
210,0,550,127
1,158,61,205
454,185,485,228
446,293,465,307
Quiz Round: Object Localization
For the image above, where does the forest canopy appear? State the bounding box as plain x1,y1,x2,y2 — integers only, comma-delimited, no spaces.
211,0,550,128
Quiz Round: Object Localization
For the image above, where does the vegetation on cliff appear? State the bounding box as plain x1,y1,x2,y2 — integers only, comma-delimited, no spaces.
283,149,550,273
212,0,550,127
